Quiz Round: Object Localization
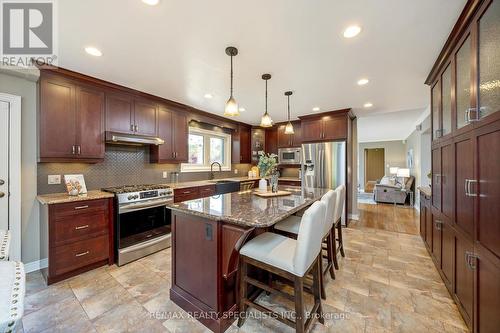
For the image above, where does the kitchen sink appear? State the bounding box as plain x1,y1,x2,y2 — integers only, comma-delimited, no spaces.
209,179,240,194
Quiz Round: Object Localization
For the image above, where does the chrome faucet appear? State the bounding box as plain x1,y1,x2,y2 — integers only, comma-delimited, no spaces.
210,162,222,180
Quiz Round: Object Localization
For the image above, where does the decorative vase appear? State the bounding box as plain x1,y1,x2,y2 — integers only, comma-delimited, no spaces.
258,178,267,192
270,173,279,193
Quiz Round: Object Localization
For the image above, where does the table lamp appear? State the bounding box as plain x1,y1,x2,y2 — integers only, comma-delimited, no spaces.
397,168,410,187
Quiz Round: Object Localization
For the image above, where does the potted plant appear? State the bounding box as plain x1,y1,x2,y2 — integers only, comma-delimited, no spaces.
257,151,279,192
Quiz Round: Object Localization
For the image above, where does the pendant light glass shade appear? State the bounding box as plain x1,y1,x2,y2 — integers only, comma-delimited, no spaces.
260,74,273,127
284,91,294,134
224,47,239,117
224,96,239,116
284,121,295,134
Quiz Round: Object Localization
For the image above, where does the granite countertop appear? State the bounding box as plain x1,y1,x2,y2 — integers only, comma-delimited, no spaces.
37,190,115,205
166,186,328,228
418,186,432,196
167,176,301,190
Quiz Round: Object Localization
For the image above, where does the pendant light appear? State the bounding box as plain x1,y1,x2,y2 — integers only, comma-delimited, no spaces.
224,46,239,117
260,74,273,127
284,91,294,134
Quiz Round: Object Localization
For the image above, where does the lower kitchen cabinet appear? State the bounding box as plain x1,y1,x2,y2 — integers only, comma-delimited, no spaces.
39,198,114,284
454,230,474,326
474,245,500,333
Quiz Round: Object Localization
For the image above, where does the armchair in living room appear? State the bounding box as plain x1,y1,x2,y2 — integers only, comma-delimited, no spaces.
374,175,415,204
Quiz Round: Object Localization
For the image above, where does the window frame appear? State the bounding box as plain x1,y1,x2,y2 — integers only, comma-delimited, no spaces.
181,127,232,173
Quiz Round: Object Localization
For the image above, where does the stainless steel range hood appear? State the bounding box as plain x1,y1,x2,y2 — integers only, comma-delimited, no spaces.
105,131,165,146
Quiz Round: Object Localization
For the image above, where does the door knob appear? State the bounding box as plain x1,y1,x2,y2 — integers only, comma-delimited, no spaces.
0,179,4,185
0,192,5,198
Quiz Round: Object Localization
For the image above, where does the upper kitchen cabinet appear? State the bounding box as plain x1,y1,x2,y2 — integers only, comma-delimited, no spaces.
105,94,157,136
265,127,278,155
150,105,188,163
299,109,351,142
277,121,302,148
39,73,105,162
232,124,251,164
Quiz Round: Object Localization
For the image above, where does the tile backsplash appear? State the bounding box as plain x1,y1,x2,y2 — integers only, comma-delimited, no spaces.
37,145,251,194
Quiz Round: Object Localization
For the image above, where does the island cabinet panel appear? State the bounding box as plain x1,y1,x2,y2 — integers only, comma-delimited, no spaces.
232,125,251,164
133,99,157,136
39,74,105,162
40,198,113,284
105,92,134,134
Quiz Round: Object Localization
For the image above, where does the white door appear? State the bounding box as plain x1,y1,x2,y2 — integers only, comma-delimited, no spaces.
0,101,9,230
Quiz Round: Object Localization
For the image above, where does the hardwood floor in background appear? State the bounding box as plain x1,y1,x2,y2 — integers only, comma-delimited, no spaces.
350,203,420,235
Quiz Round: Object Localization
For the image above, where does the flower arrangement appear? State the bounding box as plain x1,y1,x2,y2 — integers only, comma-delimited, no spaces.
257,151,278,177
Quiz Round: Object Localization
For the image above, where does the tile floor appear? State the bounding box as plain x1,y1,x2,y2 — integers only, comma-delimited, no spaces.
22,226,468,333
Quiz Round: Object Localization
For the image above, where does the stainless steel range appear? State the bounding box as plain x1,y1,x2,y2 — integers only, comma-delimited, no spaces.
102,184,173,266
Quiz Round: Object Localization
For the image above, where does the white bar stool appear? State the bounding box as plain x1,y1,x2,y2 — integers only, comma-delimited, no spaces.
238,201,327,333
0,230,11,261
0,261,25,333
332,185,346,270
274,190,337,295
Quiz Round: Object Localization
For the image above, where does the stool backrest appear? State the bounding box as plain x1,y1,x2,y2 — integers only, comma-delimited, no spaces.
333,184,346,223
293,200,327,277
320,190,337,236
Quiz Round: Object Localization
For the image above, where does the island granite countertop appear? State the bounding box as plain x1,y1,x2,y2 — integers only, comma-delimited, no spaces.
166,186,328,228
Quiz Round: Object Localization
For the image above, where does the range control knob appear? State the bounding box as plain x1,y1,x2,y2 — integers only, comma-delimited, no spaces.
127,195,133,200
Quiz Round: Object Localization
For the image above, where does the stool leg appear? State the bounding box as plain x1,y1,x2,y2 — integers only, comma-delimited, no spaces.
326,232,336,278
294,276,305,333
331,227,340,270
318,253,326,300
313,256,325,325
337,222,345,257
237,259,248,328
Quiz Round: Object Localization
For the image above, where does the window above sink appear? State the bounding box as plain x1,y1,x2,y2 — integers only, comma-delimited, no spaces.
181,127,232,173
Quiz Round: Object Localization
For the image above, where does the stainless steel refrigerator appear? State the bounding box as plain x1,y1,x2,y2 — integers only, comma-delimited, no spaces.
301,141,346,223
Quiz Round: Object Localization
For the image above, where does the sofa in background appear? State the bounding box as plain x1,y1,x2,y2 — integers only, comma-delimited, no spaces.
374,176,415,204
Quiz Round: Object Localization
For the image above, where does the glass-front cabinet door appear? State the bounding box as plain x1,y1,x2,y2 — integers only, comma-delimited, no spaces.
432,81,441,140
477,0,500,120
456,35,472,129
441,64,452,136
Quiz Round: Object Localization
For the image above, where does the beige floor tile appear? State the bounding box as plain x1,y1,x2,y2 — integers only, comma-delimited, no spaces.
25,271,48,297
24,281,74,315
80,284,134,319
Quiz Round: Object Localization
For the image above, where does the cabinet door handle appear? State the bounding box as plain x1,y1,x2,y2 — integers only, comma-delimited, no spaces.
465,251,479,270
75,225,89,230
435,220,443,231
182,191,191,194
465,179,477,197
77,145,81,155
75,251,90,257
135,125,139,132
74,205,89,210
72,145,76,155
465,108,480,123
130,124,134,132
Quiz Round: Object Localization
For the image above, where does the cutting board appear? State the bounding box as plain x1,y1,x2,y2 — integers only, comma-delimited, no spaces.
253,190,292,197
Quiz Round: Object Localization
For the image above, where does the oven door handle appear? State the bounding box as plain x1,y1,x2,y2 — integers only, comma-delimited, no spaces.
119,198,172,214
119,233,171,254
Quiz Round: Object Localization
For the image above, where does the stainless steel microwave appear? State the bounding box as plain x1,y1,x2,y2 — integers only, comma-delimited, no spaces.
278,147,302,165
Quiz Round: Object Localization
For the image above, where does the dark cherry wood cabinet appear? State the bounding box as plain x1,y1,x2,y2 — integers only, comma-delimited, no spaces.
265,127,278,155
106,95,157,137
40,198,113,284
151,106,188,163
39,74,105,162
420,192,432,251
232,125,251,164
299,109,351,143
173,184,216,203
425,1,500,330
277,121,302,148
133,99,157,136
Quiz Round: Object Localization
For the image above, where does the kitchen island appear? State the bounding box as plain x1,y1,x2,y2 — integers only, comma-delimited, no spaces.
166,186,328,333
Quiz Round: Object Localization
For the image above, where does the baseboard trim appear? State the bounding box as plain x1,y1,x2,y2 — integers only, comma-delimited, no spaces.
24,258,48,273
348,213,360,221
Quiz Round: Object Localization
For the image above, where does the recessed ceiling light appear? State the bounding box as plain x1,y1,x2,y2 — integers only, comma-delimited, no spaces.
204,93,213,99
85,47,102,57
312,107,320,112
357,78,369,86
239,107,246,112
364,103,373,108
343,25,362,38
142,0,160,5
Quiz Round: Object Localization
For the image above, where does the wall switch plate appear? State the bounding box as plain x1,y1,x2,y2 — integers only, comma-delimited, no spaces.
234,169,238,174
162,171,168,179
48,175,61,185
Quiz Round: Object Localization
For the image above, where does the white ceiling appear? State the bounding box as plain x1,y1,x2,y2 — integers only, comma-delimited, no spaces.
57,0,466,130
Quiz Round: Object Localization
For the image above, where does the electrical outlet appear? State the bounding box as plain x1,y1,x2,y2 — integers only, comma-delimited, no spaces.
234,169,238,174
162,171,168,179
48,175,61,185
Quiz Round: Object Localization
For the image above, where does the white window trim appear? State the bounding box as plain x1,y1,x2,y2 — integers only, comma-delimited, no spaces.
181,127,232,173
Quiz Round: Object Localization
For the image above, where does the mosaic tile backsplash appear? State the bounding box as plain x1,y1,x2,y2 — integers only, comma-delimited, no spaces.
37,145,251,194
